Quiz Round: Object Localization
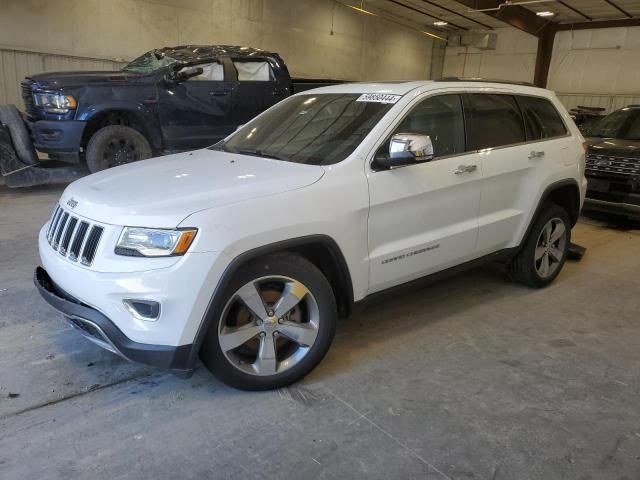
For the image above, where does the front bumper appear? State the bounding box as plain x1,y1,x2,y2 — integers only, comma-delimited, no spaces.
34,267,194,376
583,197,640,219
29,119,85,157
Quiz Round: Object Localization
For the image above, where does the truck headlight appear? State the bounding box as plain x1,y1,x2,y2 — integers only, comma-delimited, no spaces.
115,227,197,257
33,92,77,114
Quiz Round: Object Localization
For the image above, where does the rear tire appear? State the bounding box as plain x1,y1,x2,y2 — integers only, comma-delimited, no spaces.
0,105,38,166
200,254,337,391
85,125,152,173
509,203,571,288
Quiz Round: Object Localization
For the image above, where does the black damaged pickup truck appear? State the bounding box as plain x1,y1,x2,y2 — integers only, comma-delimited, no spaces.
0,45,337,187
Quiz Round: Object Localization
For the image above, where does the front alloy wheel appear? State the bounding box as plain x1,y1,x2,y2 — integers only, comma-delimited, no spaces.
219,276,320,376
201,254,337,390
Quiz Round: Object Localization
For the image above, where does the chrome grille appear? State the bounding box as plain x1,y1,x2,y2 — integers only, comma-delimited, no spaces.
46,205,103,266
586,154,640,176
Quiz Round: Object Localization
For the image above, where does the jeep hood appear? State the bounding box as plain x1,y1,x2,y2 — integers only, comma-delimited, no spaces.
59,150,325,227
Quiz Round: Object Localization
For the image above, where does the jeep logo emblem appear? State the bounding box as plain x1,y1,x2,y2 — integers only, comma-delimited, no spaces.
66,197,78,209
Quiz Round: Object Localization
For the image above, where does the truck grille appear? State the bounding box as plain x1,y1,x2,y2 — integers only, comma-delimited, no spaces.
21,80,37,118
586,154,640,177
46,205,104,266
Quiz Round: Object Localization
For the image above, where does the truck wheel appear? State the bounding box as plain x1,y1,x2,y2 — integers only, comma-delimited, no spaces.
85,125,152,173
200,254,337,391
508,203,571,288
0,105,39,166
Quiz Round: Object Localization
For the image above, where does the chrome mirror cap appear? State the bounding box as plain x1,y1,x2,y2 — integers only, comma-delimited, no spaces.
389,133,434,162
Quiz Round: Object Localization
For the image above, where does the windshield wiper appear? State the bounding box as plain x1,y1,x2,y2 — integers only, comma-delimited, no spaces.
228,147,284,161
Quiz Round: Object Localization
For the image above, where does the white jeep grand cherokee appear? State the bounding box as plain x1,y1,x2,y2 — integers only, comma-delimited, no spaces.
36,80,588,390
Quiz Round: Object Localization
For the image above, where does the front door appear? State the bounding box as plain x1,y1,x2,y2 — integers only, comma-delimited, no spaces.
158,60,234,150
367,93,482,293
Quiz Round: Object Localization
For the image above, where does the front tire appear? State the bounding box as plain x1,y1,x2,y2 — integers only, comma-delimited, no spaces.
200,254,337,390
85,125,152,173
509,203,571,288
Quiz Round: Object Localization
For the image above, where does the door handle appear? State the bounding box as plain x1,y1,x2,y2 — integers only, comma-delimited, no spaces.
454,164,477,175
209,91,230,96
528,150,545,159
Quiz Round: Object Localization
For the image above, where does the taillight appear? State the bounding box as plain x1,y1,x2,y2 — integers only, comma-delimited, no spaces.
582,141,588,155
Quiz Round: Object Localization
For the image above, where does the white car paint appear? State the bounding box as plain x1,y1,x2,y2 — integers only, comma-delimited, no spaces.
39,80,587,349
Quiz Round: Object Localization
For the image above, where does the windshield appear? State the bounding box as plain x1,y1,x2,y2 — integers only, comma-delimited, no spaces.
211,94,397,165
122,50,178,74
589,108,640,140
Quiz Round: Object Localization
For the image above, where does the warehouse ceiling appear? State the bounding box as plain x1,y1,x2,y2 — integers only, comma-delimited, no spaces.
340,0,640,34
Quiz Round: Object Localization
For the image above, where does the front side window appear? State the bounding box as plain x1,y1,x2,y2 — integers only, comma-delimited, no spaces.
517,95,567,140
211,94,395,165
184,62,224,81
377,94,465,159
232,60,274,81
465,94,525,150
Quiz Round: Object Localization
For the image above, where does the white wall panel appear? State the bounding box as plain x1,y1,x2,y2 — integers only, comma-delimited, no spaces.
0,0,433,88
442,27,537,82
548,27,640,96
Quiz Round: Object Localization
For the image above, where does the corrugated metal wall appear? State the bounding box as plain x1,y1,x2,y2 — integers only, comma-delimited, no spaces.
0,47,125,108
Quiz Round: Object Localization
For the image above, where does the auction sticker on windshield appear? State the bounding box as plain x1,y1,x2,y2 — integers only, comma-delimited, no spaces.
356,93,402,104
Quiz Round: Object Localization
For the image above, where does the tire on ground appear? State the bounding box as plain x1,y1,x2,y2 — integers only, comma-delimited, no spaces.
508,202,571,288
85,125,152,173
200,253,337,391
0,105,39,166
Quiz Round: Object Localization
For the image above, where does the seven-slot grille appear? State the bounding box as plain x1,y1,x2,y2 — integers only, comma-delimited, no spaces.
21,80,37,118
46,204,104,266
586,154,640,177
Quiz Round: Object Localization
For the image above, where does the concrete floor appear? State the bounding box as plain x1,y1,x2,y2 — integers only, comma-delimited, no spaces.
1,184,639,480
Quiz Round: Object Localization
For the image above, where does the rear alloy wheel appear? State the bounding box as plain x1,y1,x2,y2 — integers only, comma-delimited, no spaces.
508,203,571,288
201,255,336,390
86,125,152,173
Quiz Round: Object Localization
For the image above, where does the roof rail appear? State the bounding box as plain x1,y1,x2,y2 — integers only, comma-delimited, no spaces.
435,77,536,87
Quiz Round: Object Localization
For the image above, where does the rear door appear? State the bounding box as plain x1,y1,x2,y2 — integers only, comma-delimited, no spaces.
367,93,483,293
465,93,570,255
229,58,287,125
158,59,234,150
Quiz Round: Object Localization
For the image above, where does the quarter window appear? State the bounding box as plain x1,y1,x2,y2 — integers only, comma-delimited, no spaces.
232,60,274,81
464,94,525,150
517,95,567,140
378,94,465,159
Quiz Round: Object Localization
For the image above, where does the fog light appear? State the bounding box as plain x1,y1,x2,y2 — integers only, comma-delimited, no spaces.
123,299,161,321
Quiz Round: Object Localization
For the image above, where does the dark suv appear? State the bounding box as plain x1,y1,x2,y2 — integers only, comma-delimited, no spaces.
21,45,293,172
583,105,640,221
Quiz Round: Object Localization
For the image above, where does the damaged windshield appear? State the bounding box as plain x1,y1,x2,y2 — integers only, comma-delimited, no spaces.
210,93,397,165
122,50,178,74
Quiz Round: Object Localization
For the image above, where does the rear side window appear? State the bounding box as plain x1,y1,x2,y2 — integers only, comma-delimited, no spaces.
517,96,567,140
464,94,525,150
232,60,274,81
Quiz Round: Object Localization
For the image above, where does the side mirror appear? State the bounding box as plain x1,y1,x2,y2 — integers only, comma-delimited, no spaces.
170,66,204,83
374,133,434,170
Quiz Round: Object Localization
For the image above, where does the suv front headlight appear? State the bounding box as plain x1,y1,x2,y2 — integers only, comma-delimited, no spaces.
115,227,197,257
33,92,77,114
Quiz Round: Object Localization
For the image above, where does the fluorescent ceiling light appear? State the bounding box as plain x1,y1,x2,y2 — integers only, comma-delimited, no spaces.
433,21,448,26
536,11,555,17
421,30,446,41
346,4,378,16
